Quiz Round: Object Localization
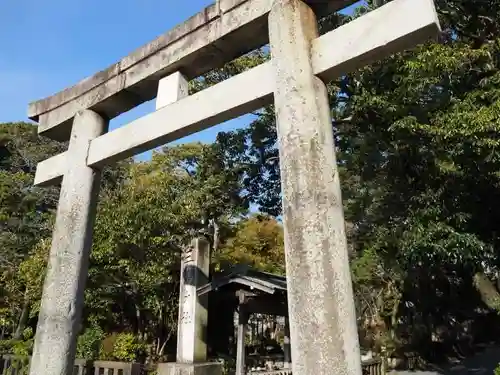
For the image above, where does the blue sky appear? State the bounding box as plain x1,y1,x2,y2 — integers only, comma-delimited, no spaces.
0,0,362,154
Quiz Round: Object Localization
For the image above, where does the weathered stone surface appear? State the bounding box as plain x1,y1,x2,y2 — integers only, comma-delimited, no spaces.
157,362,222,375
269,1,362,375
34,0,440,186
311,0,440,82
156,72,189,110
34,150,66,186
28,0,355,141
28,110,108,375
177,238,210,363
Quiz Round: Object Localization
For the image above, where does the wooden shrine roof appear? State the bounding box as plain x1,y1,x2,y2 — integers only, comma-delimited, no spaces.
198,265,287,296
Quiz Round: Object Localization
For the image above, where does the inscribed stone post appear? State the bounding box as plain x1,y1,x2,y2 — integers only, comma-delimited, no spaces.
176,237,210,363
29,110,107,375
269,1,363,375
158,238,222,375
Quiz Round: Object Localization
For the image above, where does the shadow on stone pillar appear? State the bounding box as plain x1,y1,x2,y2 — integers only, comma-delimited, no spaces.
157,237,222,375
283,316,291,369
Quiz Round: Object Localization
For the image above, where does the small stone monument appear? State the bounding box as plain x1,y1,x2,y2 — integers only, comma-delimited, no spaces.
157,237,222,375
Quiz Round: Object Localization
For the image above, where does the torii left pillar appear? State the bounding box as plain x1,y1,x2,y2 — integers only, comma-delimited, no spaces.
29,110,107,375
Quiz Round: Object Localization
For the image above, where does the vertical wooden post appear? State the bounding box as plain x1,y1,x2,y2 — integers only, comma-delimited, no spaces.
381,346,387,375
236,293,248,375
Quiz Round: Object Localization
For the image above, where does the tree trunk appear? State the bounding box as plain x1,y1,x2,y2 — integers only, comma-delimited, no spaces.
158,339,168,357
137,306,143,339
155,301,164,356
389,294,400,342
212,219,220,253
13,293,29,340
474,272,500,312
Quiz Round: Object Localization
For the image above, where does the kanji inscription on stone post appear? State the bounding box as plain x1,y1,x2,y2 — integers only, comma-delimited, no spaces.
176,238,210,364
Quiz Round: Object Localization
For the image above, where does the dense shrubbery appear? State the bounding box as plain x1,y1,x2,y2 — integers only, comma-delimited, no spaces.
76,329,147,362
76,325,105,360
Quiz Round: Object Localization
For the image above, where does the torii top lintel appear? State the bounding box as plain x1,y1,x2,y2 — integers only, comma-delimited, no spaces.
27,0,355,141
33,0,440,186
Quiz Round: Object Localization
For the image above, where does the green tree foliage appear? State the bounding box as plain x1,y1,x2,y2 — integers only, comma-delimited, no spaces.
206,0,500,360
0,123,284,359
215,215,285,275
111,333,147,362
84,143,249,358
334,0,500,357
0,123,63,270
0,122,133,342
0,123,64,341
76,325,105,360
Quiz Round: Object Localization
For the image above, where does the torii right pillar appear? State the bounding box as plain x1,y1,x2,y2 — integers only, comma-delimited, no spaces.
269,1,362,375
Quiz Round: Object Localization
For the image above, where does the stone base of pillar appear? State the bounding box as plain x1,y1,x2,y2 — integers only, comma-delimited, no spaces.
157,362,222,375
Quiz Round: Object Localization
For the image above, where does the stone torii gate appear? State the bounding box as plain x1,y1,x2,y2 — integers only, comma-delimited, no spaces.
27,0,440,374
